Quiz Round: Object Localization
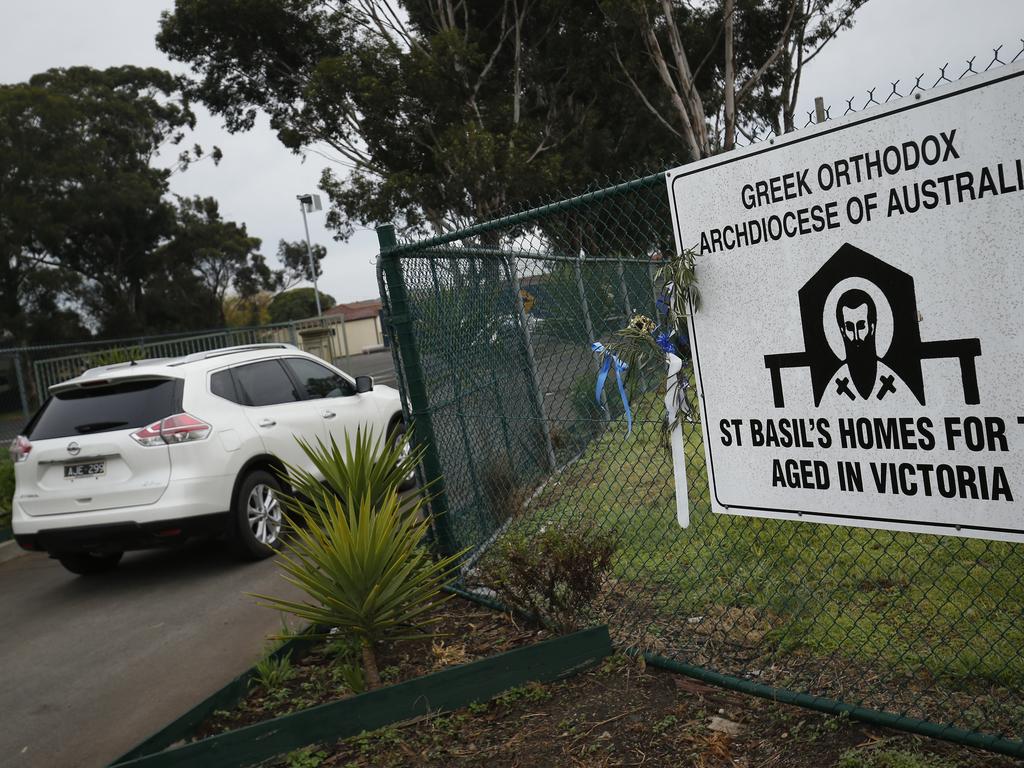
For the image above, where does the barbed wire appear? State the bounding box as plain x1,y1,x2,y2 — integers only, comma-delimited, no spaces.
734,38,1024,144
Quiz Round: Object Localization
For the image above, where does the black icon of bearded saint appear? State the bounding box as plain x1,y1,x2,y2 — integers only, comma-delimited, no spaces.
831,288,900,402
763,243,983,410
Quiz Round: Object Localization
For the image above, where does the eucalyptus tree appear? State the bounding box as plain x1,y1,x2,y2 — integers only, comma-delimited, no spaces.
0,65,274,340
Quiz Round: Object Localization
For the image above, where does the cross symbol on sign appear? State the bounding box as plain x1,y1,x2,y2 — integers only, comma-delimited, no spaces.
836,377,855,401
877,374,896,400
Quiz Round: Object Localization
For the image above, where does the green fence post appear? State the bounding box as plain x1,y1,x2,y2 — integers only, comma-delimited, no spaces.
377,224,458,557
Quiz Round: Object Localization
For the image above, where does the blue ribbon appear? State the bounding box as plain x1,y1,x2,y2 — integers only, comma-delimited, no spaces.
654,329,676,355
591,342,633,436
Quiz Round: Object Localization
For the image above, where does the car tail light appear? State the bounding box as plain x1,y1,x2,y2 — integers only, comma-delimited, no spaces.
9,435,31,463
131,413,212,447
159,414,213,444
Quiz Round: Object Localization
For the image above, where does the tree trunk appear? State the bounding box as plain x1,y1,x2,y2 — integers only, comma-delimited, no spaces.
785,28,806,134
361,639,382,690
641,23,702,161
512,0,522,127
657,0,709,158
723,0,736,151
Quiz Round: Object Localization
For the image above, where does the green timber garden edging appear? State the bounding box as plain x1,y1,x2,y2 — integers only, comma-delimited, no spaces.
110,624,612,768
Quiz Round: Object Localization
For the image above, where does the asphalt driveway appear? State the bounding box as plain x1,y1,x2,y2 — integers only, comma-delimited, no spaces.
0,543,304,768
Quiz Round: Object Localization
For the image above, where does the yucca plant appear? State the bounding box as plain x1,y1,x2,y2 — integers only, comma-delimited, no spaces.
253,428,463,690
285,426,429,517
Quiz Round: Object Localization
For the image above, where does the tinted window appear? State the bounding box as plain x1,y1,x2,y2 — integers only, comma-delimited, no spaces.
231,361,299,406
211,370,240,403
28,379,180,440
285,358,354,400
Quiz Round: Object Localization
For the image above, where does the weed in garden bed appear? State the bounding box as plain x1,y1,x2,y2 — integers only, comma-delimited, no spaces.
494,682,552,707
431,639,469,668
288,652,1021,768
283,746,327,768
334,663,365,695
252,652,295,692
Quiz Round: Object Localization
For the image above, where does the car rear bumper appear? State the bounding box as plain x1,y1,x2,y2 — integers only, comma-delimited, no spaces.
11,474,235,553
15,513,229,555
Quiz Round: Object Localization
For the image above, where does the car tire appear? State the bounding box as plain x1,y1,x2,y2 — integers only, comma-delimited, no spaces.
57,551,123,576
389,419,418,492
228,469,285,561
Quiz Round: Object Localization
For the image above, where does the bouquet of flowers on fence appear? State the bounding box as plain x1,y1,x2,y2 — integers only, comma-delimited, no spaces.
591,249,700,435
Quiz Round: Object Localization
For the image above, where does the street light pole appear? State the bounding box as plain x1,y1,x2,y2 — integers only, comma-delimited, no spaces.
297,194,323,317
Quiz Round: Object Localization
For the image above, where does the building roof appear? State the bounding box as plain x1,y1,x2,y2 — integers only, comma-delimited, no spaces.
323,299,382,322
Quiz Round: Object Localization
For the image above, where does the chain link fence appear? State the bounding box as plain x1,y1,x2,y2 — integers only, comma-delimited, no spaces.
378,50,1024,757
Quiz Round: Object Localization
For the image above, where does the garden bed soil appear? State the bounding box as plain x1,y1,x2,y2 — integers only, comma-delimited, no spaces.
274,656,1024,768
195,596,550,739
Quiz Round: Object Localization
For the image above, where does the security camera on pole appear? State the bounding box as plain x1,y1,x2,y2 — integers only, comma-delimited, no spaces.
296,193,323,316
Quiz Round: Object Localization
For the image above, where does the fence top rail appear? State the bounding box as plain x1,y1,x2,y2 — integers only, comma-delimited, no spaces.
385,171,667,258
412,245,663,265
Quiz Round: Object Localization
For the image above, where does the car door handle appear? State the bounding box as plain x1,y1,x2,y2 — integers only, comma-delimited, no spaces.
257,418,276,428
322,410,336,419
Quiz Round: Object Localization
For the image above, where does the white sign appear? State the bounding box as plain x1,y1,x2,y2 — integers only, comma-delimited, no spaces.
667,63,1024,542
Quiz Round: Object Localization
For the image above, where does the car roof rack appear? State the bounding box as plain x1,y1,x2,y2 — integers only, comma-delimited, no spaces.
167,343,298,366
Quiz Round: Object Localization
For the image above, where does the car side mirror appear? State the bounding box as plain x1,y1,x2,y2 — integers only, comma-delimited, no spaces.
355,375,374,393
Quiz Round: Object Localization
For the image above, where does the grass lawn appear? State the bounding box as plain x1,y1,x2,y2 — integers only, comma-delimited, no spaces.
480,395,1024,736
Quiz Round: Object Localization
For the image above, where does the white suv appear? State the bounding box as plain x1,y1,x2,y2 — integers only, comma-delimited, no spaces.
10,344,405,575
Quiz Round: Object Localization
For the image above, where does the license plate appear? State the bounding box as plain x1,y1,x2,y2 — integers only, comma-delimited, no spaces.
64,461,105,478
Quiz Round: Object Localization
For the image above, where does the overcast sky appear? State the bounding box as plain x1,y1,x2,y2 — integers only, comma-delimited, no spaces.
1,1,1022,306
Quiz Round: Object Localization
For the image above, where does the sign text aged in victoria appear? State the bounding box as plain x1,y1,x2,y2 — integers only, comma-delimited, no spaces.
667,64,1024,541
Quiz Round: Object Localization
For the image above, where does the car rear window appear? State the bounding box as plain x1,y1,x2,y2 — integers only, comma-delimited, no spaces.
27,379,181,440
211,369,241,403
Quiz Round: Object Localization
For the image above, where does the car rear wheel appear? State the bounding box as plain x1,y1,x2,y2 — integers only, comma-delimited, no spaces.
57,551,123,576
229,470,285,560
